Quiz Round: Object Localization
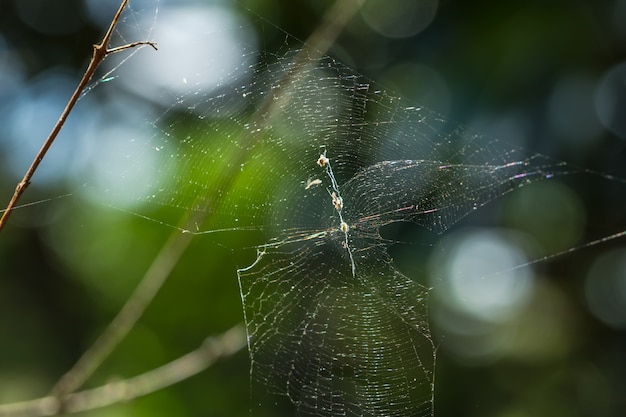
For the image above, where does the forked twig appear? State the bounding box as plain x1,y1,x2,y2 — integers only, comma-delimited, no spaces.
0,0,364,415
50,0,365,401
0,324,246,417
0,0,156,232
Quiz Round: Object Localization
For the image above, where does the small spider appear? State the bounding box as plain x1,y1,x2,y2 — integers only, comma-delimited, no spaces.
317,154,329,167
331,192,343,211
339,221,349,233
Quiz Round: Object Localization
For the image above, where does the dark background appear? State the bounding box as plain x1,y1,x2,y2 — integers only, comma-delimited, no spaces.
1,0,626,416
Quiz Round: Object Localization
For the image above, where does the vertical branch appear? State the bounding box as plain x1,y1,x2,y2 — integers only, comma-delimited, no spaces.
0,0,156,232
1,0,364,414
49,0,365,399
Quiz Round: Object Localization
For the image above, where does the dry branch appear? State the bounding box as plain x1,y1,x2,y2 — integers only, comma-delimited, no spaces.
0,0,156,232
0,0,364,416
0,324,246,417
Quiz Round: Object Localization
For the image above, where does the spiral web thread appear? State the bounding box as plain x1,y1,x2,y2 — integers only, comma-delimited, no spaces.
91,7,575,417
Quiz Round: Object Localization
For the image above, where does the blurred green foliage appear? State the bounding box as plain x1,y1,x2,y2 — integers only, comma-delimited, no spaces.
1,0,625,416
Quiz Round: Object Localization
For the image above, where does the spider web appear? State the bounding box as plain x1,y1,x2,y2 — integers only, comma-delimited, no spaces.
78,3,581,416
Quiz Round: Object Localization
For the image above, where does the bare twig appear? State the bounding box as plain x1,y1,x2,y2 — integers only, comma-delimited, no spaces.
0,0,156,233
1,1,363,415
49,0,365,400
299,0,365,63
0,324,247,417
49,211,202,397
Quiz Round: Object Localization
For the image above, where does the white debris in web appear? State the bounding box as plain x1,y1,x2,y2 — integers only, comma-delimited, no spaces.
318,149,355,276
304,178,322,189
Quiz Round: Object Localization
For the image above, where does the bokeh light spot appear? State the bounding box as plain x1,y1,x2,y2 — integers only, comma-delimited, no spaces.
4,68,98,185
431,228,534,322
360,0,438,39
502,181,586,255
548,74,603,148
594,61,626,140
380,62,451,116
113,3,257,106
585,248,626,329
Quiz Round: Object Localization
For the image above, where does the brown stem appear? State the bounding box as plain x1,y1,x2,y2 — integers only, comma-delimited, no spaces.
0,324,246,417
49,210,202,397
2,0,363,413
0,0,156,232
49,0,364,399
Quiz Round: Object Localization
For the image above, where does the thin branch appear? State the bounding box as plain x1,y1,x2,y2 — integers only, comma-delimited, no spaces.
0,324,247,417
106,41,158,55
49,0,365,400
49,211,203,397
5,0,363,413
242,0,364,151
0,0,156,233
299,0,365,63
